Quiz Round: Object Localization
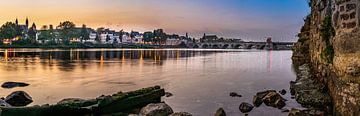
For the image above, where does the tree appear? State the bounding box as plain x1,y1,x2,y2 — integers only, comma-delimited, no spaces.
0,22,18,41
143,32,154,44
38,30,50,44
95,28,104,43
119,30,123,43
106,35,111,43
80,24,90,42
57,21,76,44
153,29,166,45
38,29,56,45
130,31,135,44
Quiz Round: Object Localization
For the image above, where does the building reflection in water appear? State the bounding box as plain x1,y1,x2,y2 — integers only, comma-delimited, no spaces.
267,50,273,72
0,49,220,71
4,49,8,62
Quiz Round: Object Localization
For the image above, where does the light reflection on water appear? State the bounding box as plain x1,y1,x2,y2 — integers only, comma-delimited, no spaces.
0,49,300,116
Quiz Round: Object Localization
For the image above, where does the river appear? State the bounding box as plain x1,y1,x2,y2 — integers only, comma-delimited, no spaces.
0,48,302,116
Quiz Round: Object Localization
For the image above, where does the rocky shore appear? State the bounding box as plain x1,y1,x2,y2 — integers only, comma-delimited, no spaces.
0,81,332,116
0,86,171,116
291,0,360,115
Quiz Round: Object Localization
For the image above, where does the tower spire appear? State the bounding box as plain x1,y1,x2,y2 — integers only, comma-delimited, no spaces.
31,22,36,30
15,18,18,25
25,17,29,27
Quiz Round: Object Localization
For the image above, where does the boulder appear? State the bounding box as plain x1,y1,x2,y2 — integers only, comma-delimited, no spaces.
1,82,29,89
214,108,226,116
239,102,254,113
170,112,192,116
0,86,165,116
289,81,297,95
279,89,287,95
229,92,242,97
57,98,86,104
262,92,286,109
5,91,33,106
252,90,276,107
281,108,290,112
128,114,139,116
295,89,331,108
165,92,173,97
0,99,11,107
140,103,174,116
288,108,325,116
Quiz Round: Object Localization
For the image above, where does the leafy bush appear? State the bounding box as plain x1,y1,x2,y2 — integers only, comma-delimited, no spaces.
320,16,335,44
321,45,335,64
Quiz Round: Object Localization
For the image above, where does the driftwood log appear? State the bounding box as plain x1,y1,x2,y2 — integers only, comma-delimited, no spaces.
0,86,165,116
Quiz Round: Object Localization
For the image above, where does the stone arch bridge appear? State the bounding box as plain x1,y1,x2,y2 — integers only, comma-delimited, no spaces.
189,42,294,50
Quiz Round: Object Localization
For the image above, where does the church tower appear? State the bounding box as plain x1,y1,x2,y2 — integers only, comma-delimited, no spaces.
25,17,29,28
31,23,37,30
15,18,18,25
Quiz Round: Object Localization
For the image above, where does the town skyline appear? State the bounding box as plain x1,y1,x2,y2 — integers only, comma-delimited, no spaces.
0,0,309,42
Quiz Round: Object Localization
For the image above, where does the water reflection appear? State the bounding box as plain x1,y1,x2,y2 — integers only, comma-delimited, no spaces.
0,48,297,116
0,49,232,73
0,49,228,65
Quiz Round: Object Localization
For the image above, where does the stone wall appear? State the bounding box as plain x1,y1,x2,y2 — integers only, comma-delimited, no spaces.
293,0,360,115
333,0,359,32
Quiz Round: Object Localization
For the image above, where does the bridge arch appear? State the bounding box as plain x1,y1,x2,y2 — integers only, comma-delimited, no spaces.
222,44,229,49
202,44,209,49
246,44,255,49
193,44,199,48
234,44,244,49
212,44,220,49
260,45,266,49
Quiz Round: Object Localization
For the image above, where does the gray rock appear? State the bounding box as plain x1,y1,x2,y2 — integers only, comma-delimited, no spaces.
291,64,332,108
128,114,139,116
295,89,331,108
229,92,242,97
262,91,286,109
0,99,11,107
1,82,29,89
170,112,192,116
5,91,33,106
239,102,254,113
165,92,173,97
288,108,325,116
140,103,173,116
281,108,290,112
252,90,276,107
214,108,226,116
279,89,287,95
57,98,86,104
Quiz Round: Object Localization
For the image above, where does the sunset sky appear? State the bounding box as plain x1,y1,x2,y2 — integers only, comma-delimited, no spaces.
0,0,309,41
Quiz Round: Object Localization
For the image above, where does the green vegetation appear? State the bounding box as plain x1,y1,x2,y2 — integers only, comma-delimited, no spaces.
320,16,335,44
320,16,336,64
0,22,18,40
57,21,77,45
297,36,309,43
321,45,335,64
0,20,92,47
80,24,90,42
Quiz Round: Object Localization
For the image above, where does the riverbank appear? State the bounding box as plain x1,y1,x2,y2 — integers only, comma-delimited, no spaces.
0,86,181,116
291,0,360,115
0,50,301,115
0,44,156,49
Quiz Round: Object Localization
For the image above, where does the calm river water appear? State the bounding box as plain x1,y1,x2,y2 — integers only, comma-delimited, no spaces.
0,48,301,116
